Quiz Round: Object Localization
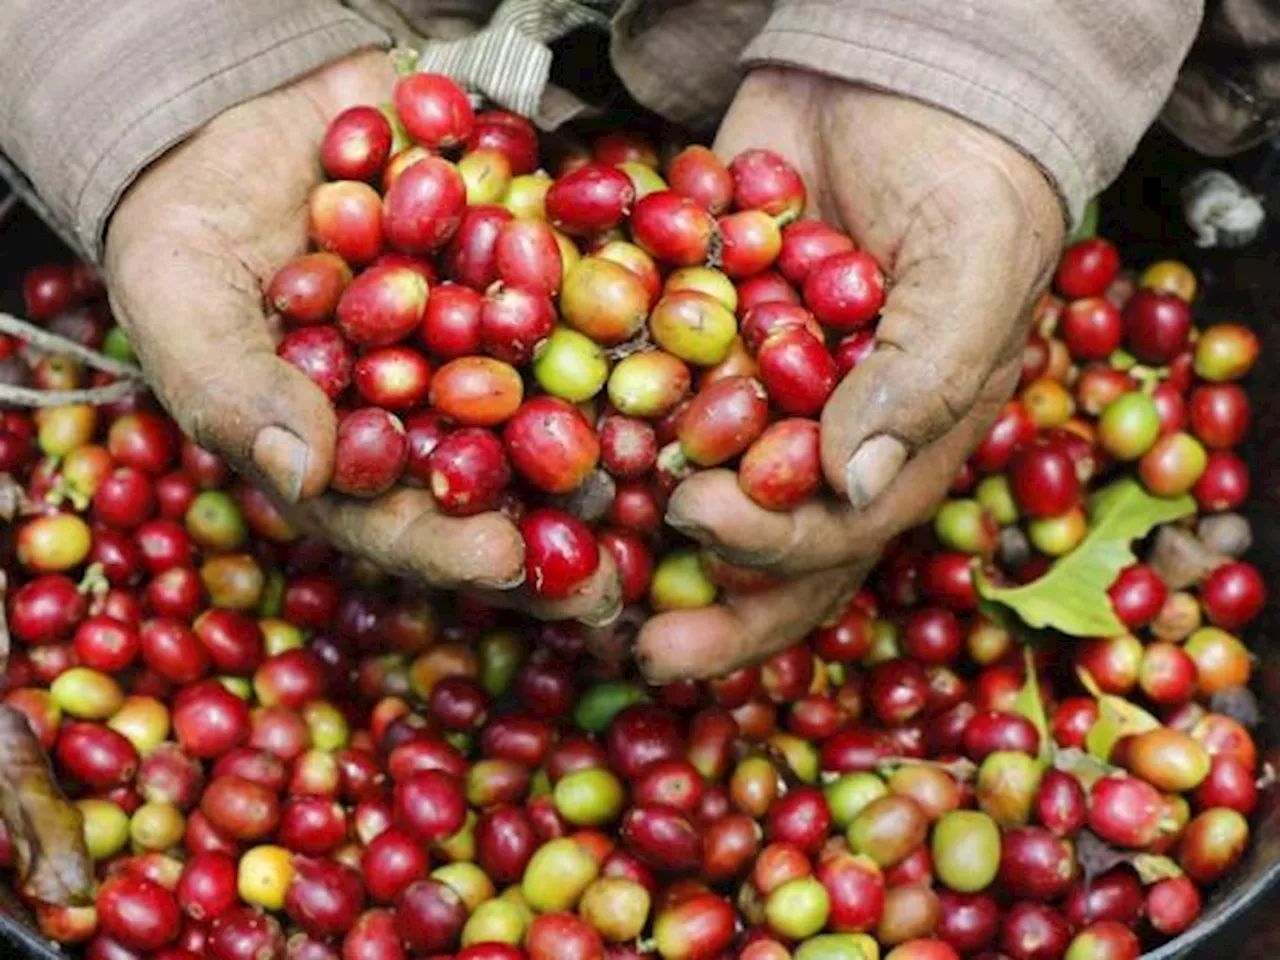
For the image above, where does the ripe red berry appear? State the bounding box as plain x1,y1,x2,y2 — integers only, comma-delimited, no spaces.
1188,383,1250,449
353,346,431,410
445,204,512,291
308,181,384,265
479,285,556,366
1107,564,1167,629
277,326,354,400
427,428,511,517
667,145,734,214
420,282,483,358
1060,297,1122,360
320,106,394,182
803,251,886,331
520,509,600,600
393,73,474,149
729,149,806,220
333,408,408,498
1123,290,1192,364
739,419,822,510
503,397,600,494
494,219,563,298
383,157,467,255
1199,561,1265,630
22,264,76,321
778,220,856,286
545,162,635,236
756,326,837,416
1008,441,1079,518
268,253,351,326
336,263,429,347
630,191,716,266
468,110,540,175
1055,238,1120,299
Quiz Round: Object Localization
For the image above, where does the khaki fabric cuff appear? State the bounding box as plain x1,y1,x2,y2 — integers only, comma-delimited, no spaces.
742,1,1203,228
0,0,388,261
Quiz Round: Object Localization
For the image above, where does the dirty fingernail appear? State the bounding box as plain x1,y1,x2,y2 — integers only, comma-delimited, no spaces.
253,426,309,503
665,509,710,543
845,434,908,509
581,596,623,629
477,570,526,591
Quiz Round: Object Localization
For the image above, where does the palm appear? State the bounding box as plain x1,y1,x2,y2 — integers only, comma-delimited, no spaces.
108,74,333,487
104,52,620,623
636,69,1064,681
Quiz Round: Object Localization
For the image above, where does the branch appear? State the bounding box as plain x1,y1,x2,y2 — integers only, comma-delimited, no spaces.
0,313,142,380
0,379,143,408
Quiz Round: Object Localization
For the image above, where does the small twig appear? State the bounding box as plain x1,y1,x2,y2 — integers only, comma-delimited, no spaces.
0,313,142,380
0,193,17,227
0,379,142,408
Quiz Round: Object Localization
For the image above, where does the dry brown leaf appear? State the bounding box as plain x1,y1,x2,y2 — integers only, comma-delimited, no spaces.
0,707,94,906
1148,525,1230,590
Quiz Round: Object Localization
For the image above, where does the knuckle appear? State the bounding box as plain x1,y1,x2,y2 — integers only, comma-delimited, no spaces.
379,495,459,587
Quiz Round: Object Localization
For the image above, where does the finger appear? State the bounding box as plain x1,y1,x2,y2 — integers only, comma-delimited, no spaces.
106,242,336,504
666,372,1010,576
467,548,623,627
712,69,831,216
635,562,872,683
820,195,1035,511
300,487,526,590
580,607,648,665
818,113,1063,510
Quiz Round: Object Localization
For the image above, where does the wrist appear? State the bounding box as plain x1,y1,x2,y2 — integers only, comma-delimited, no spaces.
296,49,399,119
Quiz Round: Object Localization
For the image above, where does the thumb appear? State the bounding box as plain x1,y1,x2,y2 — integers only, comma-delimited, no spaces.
108,243,335,503
822,179,1042,509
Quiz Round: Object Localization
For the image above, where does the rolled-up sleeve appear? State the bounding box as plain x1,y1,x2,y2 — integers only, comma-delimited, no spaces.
738,0,1204,223
0,0,389,260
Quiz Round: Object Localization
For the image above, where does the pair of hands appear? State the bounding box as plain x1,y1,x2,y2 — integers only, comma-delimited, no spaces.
104,51,1064,682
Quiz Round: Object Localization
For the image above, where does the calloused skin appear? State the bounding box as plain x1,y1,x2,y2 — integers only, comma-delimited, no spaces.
635,68,1065,681
105,51,620,627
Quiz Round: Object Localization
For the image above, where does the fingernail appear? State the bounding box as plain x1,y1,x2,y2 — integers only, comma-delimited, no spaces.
665,510,710,543
845,435,908,509
710,543,786,571
581,596,623,629
253,426,309,503
477,570,526,591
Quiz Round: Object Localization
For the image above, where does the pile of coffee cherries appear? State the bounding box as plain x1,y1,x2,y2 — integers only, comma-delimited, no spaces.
0,70,1268,960
277,72,883,604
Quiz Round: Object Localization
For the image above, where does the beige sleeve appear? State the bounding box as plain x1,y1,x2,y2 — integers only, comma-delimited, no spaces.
0,0,389,260
735,0,1205,224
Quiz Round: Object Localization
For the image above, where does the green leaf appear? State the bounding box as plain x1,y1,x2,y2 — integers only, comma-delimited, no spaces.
1075,832,1184,888
976,478,1195,637
1109,348,1138,371
572,681,650,734
1069,197,1100,244
391,47,421,76
102,327,137,365
1132,854,1184,885
1079,668,1161,761
1053,747,1120,789
877,756,978,784
1013,648,1052,763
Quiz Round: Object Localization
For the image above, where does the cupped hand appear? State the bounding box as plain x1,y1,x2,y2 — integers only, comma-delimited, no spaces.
103,51,620,625
637,68,1065,681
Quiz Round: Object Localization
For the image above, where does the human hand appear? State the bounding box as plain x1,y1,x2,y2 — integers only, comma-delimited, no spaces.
103,51,620,625
637,68,1065,681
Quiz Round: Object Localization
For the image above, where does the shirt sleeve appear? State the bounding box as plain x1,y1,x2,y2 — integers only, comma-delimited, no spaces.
0,0,389,260
735,0,1205,224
